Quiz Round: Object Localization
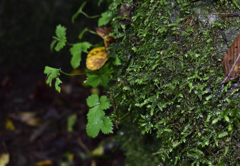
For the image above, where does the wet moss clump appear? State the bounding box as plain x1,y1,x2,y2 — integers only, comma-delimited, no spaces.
108,0,240,165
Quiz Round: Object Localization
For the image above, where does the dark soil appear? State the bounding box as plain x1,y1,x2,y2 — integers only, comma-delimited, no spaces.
0,68,124,166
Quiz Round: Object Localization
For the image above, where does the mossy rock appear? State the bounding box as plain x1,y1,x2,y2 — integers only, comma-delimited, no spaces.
108,0,240,165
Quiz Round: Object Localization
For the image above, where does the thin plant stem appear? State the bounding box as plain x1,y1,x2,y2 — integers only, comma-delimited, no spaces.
87,29,98,35
59,69,87,76
119,112,130,122
81,11,101,19
206,13,240,16
66,42,74,46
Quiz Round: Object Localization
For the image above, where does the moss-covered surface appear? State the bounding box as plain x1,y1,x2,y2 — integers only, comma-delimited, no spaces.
108,0,240,165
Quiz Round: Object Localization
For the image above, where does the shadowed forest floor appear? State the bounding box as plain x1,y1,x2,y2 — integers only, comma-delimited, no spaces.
0,69,124,166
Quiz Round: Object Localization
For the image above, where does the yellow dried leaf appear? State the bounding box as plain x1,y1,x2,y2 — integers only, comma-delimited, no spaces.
26,118,42,127
86,47,108,70
5,118,15,131
34,160,52,166
91,146,104,156
18,112,42,127
0,153,9,166
67,153,74,162
18,112,36,121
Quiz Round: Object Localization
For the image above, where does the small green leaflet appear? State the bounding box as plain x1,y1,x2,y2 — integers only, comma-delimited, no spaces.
55,77,62,92
86,94,112,138
97,0,104,6
98,11,113,26
218,132,228,138
50,40,57,52
114,55,121,65
99,95,110,109
72,1,87,23
84,72,101,87
232,0,240,9
87,116,113,137
84,63,113,88
44,66,62,92
70,42,92,69
52,24,67,51
87,94,100,107
78,27,88,39
108,46,121,65
109,1,121,10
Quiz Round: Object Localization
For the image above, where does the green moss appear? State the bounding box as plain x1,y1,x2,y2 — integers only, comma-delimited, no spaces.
109,0,240,165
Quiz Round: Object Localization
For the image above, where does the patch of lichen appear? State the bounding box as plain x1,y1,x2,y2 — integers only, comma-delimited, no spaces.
108,0,240,165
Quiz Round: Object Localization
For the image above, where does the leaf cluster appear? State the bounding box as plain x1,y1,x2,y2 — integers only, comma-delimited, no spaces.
44,2,116,138
44,66,62,92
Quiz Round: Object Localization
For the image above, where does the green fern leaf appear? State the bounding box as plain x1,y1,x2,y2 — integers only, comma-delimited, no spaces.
70,42,92,69
44,66,62,92
86,94,113,138
84,63,113,88
98,11,113,26
54,24,67,51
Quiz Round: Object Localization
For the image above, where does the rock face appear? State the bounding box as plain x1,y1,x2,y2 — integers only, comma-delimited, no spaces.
108,0,240,165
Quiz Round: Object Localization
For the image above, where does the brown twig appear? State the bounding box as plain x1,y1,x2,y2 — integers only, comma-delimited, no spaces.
78,137,97,166
78,137,91,154
207,13,240,16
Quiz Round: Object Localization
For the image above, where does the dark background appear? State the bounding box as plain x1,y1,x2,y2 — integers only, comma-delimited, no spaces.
0,0,107,73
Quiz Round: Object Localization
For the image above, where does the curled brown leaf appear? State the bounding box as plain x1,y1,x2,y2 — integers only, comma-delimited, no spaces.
221,33,240,84
94,27,115,48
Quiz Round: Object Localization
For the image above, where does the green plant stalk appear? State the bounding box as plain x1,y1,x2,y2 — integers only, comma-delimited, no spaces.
119,112,130,122
87,29,98,35
80,11,101,19
59,69,87,76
